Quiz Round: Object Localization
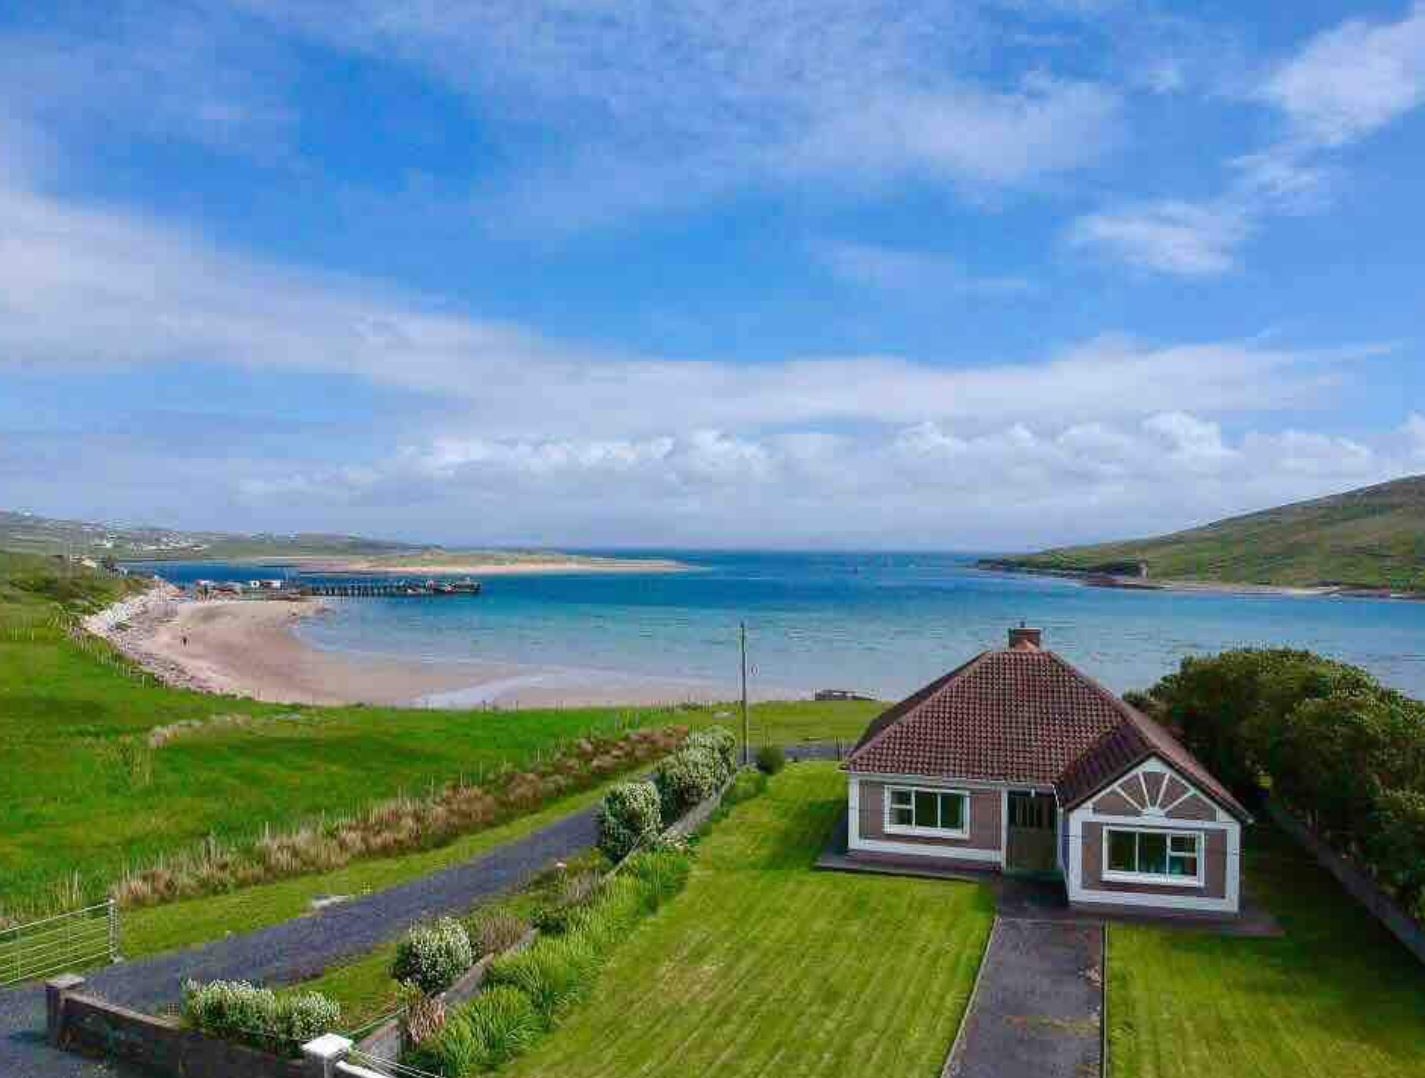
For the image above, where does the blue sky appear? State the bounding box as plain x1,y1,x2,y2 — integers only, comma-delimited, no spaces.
0,0,1422,549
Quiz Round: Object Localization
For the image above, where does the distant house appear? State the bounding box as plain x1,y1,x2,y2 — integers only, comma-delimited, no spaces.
842,627,1250,916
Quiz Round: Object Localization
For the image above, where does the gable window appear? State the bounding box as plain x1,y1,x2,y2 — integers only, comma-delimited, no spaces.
1103,828,1203,885
885,786,970,838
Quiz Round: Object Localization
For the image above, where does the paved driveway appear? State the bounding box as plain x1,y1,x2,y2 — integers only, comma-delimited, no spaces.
945,918,1103,1078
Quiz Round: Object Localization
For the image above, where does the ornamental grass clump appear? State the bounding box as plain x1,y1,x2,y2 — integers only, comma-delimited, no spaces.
409,986,541,1075
755,743,785,775
181,979,340,1056
597,780,662,860
393,918,475,996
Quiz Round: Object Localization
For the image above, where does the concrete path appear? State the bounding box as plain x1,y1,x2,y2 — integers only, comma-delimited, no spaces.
945,918,1103,1078
0,806,599,1078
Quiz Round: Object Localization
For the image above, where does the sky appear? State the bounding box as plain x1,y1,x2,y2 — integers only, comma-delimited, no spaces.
1,0,1423,551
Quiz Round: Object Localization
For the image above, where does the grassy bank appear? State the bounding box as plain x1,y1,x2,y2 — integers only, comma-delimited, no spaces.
504,763,994,1078
0,553,879,918
1108,822,1425,1077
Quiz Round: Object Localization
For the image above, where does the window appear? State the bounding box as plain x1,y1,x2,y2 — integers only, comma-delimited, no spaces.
1103,828,1202,885
885,786,969,837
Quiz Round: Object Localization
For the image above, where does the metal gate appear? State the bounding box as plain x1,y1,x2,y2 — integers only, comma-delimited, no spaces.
0,900,119,987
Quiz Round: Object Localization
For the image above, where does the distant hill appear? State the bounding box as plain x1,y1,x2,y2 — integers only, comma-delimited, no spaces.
981,475,1425,593
0,509,430,563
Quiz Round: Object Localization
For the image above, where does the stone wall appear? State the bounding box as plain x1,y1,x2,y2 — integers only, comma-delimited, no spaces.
47,975,309,1078
1267,801,1425,965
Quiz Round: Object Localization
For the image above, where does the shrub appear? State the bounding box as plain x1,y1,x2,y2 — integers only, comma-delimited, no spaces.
755,744,785,775
597,781,662,861
393,918,475,996
181,979,340,1056
653,746,722,821
684,727,737,779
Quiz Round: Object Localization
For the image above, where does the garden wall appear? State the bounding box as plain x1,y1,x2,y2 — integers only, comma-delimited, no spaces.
1267,801,1425,965
46,974,310,1078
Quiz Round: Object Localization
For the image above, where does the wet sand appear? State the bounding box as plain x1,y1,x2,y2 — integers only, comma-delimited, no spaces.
84,586,737,708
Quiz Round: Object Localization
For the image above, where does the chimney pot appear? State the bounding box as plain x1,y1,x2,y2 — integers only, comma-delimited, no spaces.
1008,626,1043,651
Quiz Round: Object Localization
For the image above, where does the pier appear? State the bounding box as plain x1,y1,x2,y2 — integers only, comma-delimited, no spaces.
191,578,482,599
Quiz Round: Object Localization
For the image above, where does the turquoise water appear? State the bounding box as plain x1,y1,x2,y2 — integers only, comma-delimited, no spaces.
140,552,1425,700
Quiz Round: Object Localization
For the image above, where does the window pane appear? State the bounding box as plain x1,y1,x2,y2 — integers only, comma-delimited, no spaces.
1168,855,1198,878
940,793,966,830
1169,834,1197,854
914,791,939,828
890,789,912,809
1139,832,1168,875
1107,830,1137,872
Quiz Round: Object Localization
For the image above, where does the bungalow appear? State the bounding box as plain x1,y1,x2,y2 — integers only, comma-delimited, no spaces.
843,627,1251,915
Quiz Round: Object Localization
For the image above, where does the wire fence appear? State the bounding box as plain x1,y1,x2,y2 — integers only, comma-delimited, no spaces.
341,1047,441,1078
0,899,119,987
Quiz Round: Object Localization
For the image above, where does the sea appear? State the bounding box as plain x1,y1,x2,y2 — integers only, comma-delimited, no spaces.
135,552,1425,702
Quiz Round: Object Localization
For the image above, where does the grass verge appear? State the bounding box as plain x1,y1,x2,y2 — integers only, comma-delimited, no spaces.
1108,822,1425,1077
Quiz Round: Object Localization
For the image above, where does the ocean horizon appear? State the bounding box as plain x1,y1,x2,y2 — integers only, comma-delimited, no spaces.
133,551,1425,703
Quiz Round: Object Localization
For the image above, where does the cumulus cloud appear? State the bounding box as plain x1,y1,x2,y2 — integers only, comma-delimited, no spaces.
1066,201,1250,277
214,413,1411,548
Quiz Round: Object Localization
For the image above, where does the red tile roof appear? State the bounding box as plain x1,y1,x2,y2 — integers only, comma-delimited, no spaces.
845,643,1250,822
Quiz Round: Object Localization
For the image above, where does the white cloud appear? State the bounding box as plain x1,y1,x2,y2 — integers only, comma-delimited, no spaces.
1066,200,1250,277
230,0,1121,223
217,413,1413,548
0,184,1378,440
1405,413,1425,458
1262,3,1425,147
817,240,1032,296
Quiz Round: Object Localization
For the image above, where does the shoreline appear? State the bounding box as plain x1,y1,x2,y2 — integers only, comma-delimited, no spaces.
977,562,1424,601
194,554,692,576
82,586,752,709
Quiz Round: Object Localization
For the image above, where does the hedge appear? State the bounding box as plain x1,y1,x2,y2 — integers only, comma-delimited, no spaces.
1145,648,1425,921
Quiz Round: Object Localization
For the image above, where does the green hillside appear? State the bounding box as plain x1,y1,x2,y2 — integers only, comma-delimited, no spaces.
983,474,1425,592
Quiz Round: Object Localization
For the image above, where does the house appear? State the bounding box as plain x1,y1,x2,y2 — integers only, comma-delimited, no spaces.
842,627,1251,916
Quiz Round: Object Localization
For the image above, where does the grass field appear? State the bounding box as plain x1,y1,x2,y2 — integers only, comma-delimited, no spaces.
1108,823,1425,1078
0,551,879,917
504,764,996,1078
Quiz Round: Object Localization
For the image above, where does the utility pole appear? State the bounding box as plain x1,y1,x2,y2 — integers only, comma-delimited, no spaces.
740,621,749,766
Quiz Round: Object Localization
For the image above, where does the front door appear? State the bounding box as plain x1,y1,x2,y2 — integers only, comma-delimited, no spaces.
1005,791,1058,874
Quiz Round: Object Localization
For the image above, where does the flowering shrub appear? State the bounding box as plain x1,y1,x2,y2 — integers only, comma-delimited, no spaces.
597,780,662,860
684,727,738,779
393,918,475,996
653,745,723,821
181,979,340,1056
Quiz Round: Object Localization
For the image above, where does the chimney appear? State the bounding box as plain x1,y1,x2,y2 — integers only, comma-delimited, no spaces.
1008,625,1043,651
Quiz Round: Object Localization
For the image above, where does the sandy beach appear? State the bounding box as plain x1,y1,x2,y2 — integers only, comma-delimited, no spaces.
84,586,738,708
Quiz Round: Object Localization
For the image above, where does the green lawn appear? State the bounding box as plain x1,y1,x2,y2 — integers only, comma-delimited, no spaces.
1108,822,1425,1077
504,763,996,1078
0,551,881,918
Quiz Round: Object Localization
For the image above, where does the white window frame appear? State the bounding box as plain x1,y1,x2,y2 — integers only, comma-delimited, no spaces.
1101,827,1205,888
883,785,971,839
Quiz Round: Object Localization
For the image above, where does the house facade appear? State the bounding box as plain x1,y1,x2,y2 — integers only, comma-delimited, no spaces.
843,627,1250,916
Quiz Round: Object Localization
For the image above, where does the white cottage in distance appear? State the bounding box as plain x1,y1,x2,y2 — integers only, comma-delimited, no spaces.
842,627,1251,916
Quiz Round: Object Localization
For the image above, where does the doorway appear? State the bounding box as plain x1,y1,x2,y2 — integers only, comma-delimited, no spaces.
1005,791,1059,874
